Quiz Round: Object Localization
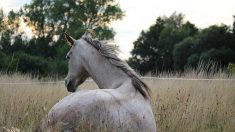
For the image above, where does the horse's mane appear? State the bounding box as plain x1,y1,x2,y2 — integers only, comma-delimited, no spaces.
82,34,151,99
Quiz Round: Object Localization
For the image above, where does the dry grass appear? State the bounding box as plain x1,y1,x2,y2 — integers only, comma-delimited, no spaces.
0,72,234,132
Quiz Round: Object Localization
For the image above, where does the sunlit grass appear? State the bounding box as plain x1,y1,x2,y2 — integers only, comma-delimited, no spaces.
0,71,234,131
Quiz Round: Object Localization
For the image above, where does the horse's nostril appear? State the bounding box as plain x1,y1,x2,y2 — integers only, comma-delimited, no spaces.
67,81,72,88
66,80,75,92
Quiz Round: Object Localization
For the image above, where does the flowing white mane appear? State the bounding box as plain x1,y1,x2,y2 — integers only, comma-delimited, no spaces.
82,35,151,99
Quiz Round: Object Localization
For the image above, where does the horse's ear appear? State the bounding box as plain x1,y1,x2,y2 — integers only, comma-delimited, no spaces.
64,32,75,46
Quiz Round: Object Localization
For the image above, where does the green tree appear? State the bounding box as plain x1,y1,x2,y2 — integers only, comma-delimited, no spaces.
0,8,4,32
129,12,235,74
21,0,124,40
129,13,198,74
18,0,124,71
232,15,235,52
173,37,197,70
196,25,235,67
0,0,124,76
128,17,165,74
0,10,28,54
168,24,235,71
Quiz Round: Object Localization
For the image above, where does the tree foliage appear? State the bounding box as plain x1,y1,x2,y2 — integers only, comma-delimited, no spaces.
129,12,235,75
0,0,124,77
21,0,123,40
1,3,235,76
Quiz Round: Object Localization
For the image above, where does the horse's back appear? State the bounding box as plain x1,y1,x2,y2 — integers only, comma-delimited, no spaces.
38,89,156,132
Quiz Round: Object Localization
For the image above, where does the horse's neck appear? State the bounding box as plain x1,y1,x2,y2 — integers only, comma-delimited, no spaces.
80,44,132,91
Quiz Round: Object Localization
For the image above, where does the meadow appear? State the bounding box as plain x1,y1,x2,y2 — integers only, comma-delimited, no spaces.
0,71,234,132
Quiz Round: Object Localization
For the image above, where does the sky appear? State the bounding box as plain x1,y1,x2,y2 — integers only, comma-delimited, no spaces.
1,0,235,59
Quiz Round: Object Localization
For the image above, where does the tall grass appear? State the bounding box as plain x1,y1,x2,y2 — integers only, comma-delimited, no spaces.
0,70,234,131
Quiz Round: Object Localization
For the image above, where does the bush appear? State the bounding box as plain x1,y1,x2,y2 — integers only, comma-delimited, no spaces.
15,51,49,76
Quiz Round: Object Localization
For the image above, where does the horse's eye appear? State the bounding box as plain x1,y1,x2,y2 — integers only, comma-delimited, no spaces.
66,51,72,60
66,54,70,60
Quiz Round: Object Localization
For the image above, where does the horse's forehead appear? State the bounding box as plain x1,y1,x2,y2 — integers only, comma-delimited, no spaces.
73,39,86,49
76,39,85,45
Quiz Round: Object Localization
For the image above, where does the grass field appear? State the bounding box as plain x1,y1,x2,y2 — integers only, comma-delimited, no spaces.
0,71,234,132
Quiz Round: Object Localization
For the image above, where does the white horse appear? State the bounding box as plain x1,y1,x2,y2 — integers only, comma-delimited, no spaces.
37,32,156,132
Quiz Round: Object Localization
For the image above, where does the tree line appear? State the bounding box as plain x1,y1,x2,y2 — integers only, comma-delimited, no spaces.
0,0,124,77
0,1,234,77
128,13,235,75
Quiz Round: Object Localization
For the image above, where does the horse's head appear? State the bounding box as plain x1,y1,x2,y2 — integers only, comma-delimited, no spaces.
64,33,89,92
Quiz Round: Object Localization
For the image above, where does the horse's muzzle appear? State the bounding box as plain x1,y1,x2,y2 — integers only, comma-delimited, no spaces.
65,79,76,92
